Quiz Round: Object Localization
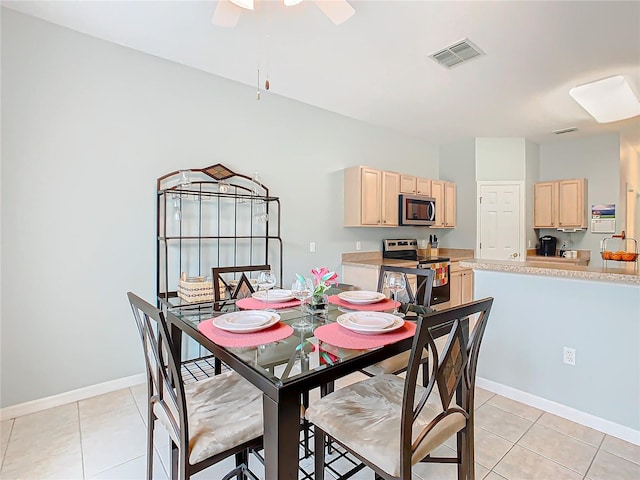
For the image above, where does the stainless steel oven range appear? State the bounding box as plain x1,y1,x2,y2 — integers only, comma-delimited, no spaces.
382,238,450,306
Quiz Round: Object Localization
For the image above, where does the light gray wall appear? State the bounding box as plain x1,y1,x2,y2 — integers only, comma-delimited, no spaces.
475,270,640,433
539,133,621,266
475,138,526,181
437,139,476,249
525,140,540,249
0,9,439,407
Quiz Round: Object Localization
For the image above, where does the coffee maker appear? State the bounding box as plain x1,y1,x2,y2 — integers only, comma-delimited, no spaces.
538,236,557,256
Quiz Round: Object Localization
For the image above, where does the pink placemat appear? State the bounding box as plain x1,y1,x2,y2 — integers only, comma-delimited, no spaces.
327,295,400,312
314,321,416,349
236,297,302,310
197,319,294,348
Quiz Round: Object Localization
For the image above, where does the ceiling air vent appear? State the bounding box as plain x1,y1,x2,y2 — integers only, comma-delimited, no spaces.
429,38,484,69
552,127,578,135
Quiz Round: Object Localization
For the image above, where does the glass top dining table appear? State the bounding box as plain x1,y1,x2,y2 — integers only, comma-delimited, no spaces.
163,288,436,480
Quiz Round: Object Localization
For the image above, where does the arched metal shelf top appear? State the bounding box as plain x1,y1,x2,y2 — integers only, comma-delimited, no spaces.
156,163,283,311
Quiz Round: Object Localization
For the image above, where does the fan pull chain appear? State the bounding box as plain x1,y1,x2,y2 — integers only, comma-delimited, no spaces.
256,68,261,100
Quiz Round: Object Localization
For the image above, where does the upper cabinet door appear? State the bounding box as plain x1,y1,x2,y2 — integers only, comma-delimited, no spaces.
400,174,416,194
444,182,456,228
381,171,400,226
416,177,431,196
533,181,556,228
533,179,587,230
430,180,445,228
360,167,383,225
558,179,587,228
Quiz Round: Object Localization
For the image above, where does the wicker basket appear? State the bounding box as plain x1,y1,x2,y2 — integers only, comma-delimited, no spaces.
177,275,214,303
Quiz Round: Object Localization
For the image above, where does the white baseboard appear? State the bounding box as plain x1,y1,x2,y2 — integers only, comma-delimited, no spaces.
3,373,639,447
0,373,146,421
476,377,640,446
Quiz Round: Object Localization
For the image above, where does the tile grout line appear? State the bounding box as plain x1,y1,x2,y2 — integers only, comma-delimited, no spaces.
524,411,598,477
76,400,87,480
0,419,15,474
479,411,537,474
130,386,171,479
582,433,607,479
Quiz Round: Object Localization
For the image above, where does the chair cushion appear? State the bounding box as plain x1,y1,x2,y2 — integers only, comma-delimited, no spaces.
362,349,428,377
185,371,263,464
305,374,466,477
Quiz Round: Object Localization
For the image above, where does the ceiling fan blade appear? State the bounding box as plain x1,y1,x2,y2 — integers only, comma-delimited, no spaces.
313,0,355,25
212,0,243,27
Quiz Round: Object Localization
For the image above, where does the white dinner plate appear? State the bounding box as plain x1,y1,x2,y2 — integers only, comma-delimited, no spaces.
213,311,280,333
337,312,404,335
337,290,386,305
346,312,395,329
251,289,295,303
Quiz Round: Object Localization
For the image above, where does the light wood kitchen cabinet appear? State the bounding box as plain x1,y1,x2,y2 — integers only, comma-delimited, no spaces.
449,265,474,307
430,180,456,228
344,166,399,227
400,175,431,196
400,174,416,194
431,180,444,227
533,178,587,229
444,182,456,228
381,170,400,226
416,177,431,196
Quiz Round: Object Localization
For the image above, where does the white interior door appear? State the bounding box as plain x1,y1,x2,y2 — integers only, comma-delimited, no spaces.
478,183,523,260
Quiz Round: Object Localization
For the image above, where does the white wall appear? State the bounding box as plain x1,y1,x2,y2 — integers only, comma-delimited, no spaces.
0,9,439,407
539,133,621,266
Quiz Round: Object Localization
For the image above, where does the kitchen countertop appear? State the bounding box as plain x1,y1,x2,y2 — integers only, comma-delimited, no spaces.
341,248,475,269
525,248,590,266
460,258,639,285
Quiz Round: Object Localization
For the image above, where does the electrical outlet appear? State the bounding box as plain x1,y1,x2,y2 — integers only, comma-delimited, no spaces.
309,242,316,253
563,347,576,366
356,241,361,251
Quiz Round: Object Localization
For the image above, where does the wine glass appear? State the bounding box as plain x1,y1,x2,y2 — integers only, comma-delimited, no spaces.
291,277,314,330
257,270,277,307
385,272,406,317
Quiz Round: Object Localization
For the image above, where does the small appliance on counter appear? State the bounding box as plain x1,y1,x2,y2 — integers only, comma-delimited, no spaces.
382,238,450,305
538,235,557,256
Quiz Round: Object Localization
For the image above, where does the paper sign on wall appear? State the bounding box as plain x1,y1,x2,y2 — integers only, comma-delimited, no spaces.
591,204,615,233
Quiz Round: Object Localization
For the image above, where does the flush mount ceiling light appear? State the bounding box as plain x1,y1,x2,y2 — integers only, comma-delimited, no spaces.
213,0,355,27
569,75,640,123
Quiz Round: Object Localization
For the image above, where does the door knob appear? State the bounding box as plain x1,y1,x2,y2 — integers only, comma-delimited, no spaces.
511,252,519,258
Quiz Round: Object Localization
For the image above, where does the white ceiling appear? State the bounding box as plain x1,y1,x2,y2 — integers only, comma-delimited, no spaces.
4,0,640,145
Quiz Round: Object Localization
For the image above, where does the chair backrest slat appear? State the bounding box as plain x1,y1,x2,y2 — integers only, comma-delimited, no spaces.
212,265,271,311
399,297,494,478
128,292,189,448
376,265,435,307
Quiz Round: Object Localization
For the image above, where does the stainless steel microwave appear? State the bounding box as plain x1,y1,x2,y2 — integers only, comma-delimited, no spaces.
399,194,436,226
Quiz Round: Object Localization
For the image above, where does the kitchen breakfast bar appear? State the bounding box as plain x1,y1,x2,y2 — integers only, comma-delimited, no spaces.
461,259,640,444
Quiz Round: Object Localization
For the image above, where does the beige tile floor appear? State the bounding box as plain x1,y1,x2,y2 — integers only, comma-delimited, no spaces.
1,375,638,480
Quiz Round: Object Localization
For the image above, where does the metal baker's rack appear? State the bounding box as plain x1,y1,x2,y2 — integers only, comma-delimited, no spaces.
601,231,638,271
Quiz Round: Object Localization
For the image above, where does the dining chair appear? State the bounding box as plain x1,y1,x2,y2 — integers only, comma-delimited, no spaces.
307,297,494,480
127,292,264,480
361,266,435,384
212,264,271,311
